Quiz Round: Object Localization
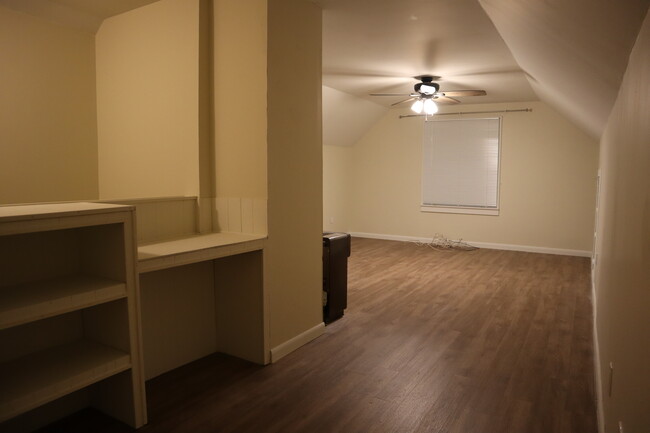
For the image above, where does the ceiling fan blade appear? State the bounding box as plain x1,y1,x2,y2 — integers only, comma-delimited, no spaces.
391,97,416,107
435,96,461,104
369,93,412,96
441,90,487,97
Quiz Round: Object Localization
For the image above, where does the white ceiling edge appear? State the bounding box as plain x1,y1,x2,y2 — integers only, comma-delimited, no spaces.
0,0,101,32
323,86,388,147
478,0,649,140
0,0,161,33
528,79,609,143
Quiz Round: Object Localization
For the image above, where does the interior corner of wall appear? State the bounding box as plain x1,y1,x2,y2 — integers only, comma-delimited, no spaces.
213,196,228,232
197,197,214,233
252,198,268,235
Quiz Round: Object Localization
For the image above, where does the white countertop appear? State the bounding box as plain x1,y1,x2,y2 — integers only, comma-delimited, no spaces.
137,232,266,273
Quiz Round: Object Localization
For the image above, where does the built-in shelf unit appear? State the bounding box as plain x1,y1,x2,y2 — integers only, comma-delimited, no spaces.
0,202,146,431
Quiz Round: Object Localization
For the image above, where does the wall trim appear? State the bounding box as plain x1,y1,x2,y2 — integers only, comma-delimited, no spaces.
270,322,325,363
348,231,591,257
420,205,499,216
591,279,605,433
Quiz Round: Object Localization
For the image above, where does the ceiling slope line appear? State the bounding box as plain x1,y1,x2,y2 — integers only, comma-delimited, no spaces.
477,0,649,140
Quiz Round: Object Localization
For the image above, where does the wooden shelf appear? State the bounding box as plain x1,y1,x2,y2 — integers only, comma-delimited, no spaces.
0,202,146,428
138,232,266,273
0,339,131,422
0,275,127,330
0,202,133,223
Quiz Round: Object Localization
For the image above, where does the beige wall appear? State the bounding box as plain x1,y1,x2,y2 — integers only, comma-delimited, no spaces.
266,0,323,349
212,0,267,200
95,0,200,200
1,0,325,368
0,6,98,204
326,101,599,253
323,145,353,232
594,10,650,433
210,0,268,236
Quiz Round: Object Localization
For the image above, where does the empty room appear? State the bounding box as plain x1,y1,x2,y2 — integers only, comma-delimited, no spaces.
0,0,648,432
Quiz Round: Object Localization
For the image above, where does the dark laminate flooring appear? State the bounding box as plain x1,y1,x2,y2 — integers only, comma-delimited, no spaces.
38,237,598,433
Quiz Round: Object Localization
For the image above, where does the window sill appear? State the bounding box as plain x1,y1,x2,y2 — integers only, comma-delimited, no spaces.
420,206,499,216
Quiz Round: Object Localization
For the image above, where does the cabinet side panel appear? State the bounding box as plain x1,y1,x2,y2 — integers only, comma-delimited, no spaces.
79,222,126,282
214,251,264,364
89,370,137,427
140,261,217,379
123,209,147,427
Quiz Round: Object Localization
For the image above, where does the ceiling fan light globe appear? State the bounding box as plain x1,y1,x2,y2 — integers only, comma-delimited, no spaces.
420,83,437,95
423,98,438,115
411,99,424,114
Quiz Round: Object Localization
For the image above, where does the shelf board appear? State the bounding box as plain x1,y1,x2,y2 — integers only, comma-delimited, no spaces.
0,275,127,330
0,339,131,422
0,202,133,223
138,232,266,273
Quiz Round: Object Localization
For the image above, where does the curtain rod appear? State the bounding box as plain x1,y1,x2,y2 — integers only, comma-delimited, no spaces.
399,108,532,119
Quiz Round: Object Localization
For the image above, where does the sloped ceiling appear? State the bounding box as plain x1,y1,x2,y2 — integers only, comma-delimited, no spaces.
478,0,649,139
319,0,649,141
323,86,388,147
320,0,537,106
0,0,160,32
4,0,647,141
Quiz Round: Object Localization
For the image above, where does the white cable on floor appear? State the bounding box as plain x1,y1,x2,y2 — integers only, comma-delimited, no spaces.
413,233,478,251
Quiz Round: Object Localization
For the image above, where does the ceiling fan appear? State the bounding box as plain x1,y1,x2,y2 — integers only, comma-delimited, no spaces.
370,75,487,115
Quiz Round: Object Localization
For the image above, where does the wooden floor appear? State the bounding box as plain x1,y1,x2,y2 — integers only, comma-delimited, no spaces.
40,237,598,433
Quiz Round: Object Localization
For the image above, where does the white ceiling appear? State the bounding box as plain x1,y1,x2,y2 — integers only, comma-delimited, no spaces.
50,0,159,18
318,0,649,139
479,0,649,139
4,0,647,139
319,0,537,106
0,0,159,32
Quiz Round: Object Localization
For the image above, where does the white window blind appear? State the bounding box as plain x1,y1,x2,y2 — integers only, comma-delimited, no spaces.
422,118,500,212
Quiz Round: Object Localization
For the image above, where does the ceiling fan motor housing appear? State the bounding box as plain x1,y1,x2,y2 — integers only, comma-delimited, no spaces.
415,81,439,95
366,74,485,107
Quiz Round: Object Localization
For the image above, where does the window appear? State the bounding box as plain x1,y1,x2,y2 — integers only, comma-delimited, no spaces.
421,117,501,215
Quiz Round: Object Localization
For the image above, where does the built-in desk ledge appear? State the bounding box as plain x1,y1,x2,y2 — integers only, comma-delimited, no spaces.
137,232,266,273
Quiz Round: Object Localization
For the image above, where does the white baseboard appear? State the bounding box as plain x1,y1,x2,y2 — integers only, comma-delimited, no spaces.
270,322,325,363
348,231,591,257
591,279,605,433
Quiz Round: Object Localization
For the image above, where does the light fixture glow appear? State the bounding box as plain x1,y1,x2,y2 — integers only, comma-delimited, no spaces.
411,99,424,114
420,83,437,95
423,98,438,115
